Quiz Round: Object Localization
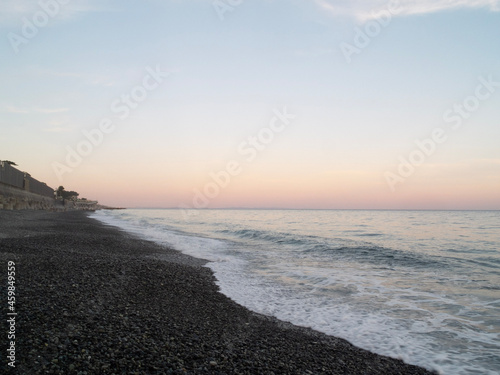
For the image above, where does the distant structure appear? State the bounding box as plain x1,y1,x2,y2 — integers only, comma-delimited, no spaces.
0,161,98,210
0,160,54,196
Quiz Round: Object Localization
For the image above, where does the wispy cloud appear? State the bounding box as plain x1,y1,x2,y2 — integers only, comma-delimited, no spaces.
2,105,30,114
1,105,70,114
315,0,500,22
34,107,70,114
90,75,117,87
24,66,127,89
42,118,74,133
0,0,114,26
43,126,72,133
294,47,335,58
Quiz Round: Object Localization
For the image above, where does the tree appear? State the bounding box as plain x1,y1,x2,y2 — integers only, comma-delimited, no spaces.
56,186,65,198
65,191,79,200
56,186,79,200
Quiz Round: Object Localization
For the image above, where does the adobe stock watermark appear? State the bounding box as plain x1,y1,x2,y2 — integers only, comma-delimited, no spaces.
384,75,499,192
52,65,170,181
212,0,244,21
180,107,296,219
340,0,401,64
7,0,70,54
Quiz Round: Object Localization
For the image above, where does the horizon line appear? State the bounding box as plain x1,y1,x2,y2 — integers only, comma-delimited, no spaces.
118,207,500,212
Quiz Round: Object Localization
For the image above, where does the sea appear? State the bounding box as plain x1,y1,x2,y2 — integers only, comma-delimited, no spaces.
90,209,500,375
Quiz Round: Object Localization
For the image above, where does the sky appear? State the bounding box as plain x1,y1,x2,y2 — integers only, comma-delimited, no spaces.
1,0,499,209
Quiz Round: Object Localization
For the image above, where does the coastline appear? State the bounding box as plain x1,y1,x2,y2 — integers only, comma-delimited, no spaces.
0,210,435,374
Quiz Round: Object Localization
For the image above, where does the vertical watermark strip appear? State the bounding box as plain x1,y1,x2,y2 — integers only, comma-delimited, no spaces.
6,261,17,368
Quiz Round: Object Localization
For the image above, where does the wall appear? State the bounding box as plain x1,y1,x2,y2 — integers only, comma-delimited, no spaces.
0,162,25,189
0,162,55,197
0,162,98,211
0,183,62,210
0,161,57,210
24,175,55,198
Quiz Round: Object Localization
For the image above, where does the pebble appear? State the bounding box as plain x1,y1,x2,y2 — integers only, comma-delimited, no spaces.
0,210,436,375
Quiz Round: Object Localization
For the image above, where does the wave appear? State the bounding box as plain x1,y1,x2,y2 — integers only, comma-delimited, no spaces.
217,228,316,246
217,227,445,270
306,243,448,270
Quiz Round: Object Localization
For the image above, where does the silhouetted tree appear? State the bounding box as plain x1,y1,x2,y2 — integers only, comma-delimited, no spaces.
56,186,79,200
56,186,65,198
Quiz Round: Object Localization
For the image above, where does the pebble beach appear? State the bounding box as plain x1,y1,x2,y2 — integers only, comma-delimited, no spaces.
0,210,436,374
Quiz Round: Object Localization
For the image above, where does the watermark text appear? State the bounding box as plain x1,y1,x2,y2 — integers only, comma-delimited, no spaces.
212,0,244,21
181,107,295,218
385,75,499,191
6,261,17,368
8,0,70,54
52,65,169,181
340,0,401,63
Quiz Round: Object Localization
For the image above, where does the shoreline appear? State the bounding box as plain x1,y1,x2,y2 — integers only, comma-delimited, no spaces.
0,210,435,374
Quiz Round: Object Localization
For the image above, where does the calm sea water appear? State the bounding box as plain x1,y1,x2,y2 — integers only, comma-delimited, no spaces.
91,209,500,375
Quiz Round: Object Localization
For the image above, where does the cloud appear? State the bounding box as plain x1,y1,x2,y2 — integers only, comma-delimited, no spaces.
34,107,70,114
294,47,335,58
42,118,74,133
0,105,69,114
315,0,500,22
0,0,114,26
1,105,30,114
43,126,72,133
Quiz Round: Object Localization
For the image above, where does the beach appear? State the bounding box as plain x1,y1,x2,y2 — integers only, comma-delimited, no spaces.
0,210,435,374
